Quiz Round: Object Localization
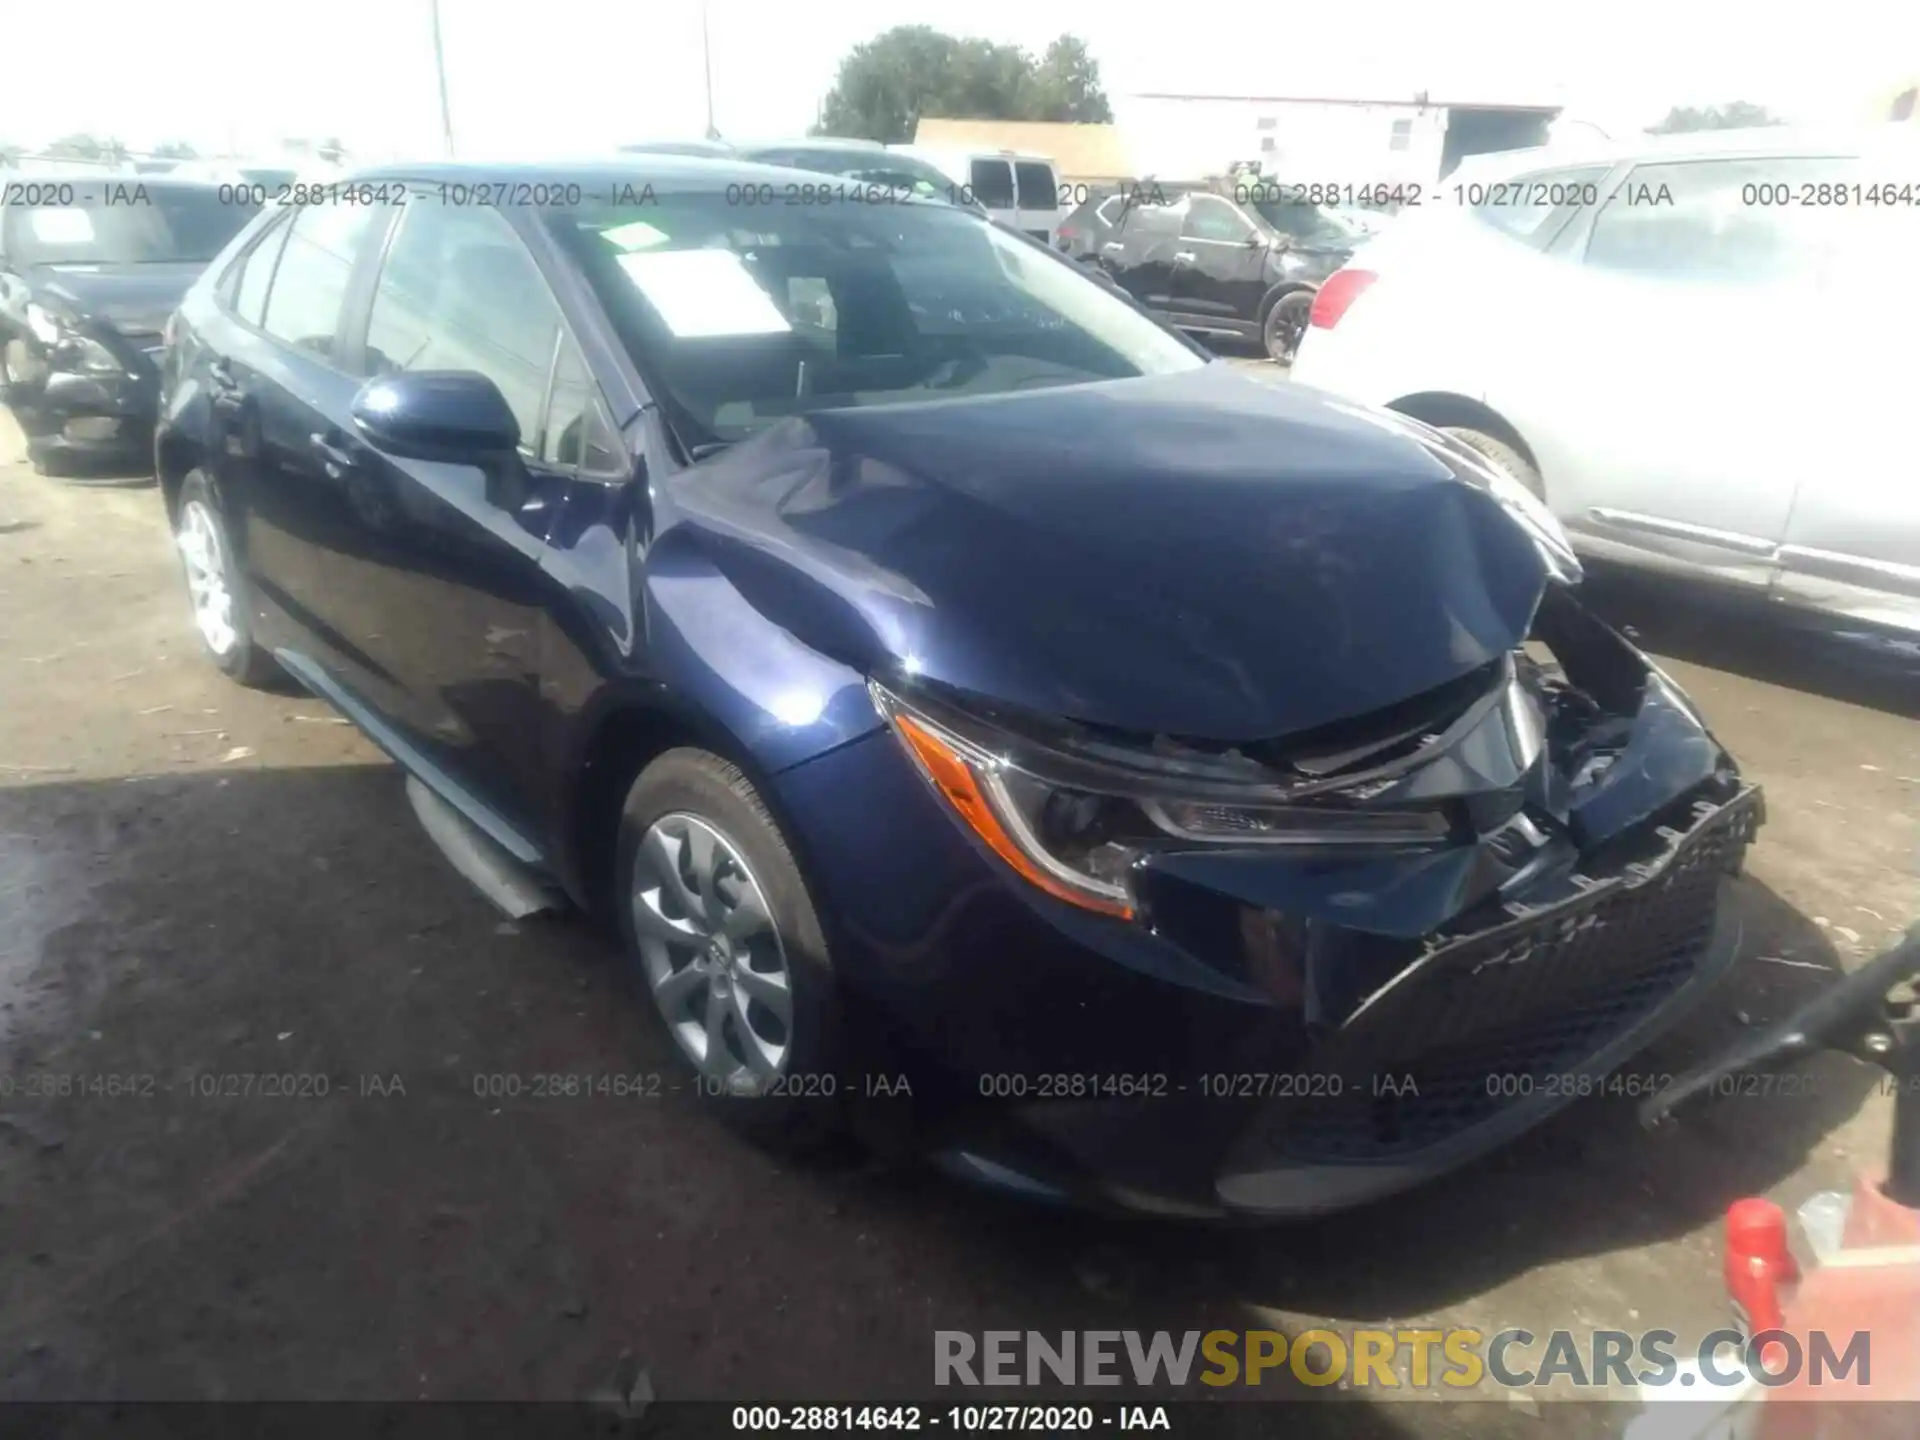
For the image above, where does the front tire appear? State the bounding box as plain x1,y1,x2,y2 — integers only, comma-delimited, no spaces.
616,747,846,1148
173,470,280,687
1441,426,1546,501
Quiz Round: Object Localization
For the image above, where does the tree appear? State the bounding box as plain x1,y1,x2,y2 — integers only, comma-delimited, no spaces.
1030,36,1113,123
813,27,1111,142
152,140,199,159
46,133,106,160
1647,101,1784,134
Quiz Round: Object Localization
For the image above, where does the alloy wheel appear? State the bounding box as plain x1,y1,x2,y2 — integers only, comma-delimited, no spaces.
1265,293,1312,364
176,499,238,656
630,812,793,1093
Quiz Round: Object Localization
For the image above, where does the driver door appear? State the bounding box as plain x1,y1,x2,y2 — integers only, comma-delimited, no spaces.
1166,193,1268,332
323,195,625,831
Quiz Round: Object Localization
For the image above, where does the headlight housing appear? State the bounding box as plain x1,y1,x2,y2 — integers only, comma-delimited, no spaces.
870,681,1454,921
25,302,64,346
24,302,121,375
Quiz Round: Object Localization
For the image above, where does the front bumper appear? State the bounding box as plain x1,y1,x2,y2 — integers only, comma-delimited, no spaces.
3,337,161,468
773,596,1764,1218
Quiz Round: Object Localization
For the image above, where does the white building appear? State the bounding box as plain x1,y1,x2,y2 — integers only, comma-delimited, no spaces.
1114,90,1565,189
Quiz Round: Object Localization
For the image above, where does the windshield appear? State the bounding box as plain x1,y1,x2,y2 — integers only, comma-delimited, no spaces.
3,184,259,266
544,192,1202,450
1246,196,1367,248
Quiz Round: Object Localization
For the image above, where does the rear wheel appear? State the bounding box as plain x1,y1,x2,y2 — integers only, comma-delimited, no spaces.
174,471,280,687
1262,291,1313,364
616,748,846,1148
1442,425,1546,502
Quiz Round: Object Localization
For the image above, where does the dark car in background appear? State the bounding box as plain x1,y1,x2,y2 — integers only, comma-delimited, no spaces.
0,175,258,476
1054,185,1129,263
1099,180,1368,362
156,157,1759,1219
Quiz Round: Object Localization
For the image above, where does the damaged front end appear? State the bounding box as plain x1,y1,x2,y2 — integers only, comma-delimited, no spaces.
873,586,1760,1216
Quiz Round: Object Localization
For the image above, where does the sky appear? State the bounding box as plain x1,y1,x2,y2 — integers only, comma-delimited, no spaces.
4,0,1915,160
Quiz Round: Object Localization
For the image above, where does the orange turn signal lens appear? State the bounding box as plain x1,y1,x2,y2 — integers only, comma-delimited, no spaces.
892,712,1135,921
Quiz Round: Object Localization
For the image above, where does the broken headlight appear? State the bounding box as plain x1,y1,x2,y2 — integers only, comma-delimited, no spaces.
25,302,121,376
870,681,1452,921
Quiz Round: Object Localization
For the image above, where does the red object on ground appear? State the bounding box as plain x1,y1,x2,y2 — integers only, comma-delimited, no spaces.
1727,1197,1801,1348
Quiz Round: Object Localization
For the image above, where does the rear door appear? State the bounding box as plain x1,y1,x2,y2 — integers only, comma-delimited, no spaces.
1012,159,1062,244
1492,154,1843,592
1772,171,1920,628
1104,195,1188,310
967,157,1017,228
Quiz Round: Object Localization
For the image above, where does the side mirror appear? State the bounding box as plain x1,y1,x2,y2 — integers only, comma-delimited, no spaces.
350,370,520,463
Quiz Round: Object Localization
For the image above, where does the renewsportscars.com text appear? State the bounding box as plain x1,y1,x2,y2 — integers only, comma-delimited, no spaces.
934,1328,1870,1390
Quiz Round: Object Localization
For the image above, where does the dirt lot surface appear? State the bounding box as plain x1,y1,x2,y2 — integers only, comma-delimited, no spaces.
1,407,1916,1435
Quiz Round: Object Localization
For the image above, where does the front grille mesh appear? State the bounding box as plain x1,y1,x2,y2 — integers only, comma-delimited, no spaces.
1246,791,1759,1164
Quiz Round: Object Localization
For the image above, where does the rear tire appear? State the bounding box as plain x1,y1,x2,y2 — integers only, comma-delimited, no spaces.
1442,425,1546,502
173,470,281,688
1262,290,1313,364
616,747,846,1150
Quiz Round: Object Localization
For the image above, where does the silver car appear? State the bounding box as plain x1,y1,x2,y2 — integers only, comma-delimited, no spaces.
1291,125,1920,637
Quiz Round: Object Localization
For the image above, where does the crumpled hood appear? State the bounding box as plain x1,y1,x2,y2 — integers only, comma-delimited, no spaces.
28,262,201,339
659,364,1548,743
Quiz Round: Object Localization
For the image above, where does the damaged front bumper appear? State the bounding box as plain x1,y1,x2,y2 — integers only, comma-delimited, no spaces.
2,332,161,469
775,587,1764,1218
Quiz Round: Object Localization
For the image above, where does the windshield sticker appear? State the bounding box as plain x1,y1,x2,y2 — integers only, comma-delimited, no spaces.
614,249,792,338
601,219,669,251
28,208,97,244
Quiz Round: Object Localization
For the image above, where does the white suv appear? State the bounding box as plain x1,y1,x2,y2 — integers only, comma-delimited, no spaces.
1291,126,1920,637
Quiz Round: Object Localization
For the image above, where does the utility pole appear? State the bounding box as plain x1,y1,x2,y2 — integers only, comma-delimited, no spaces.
431,0,456,157
702,3,721,141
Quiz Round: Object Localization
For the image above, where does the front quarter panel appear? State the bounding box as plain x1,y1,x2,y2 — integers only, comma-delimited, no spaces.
640,522,883,773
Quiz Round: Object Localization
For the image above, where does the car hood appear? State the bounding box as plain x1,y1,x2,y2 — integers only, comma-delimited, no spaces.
27,262,202,339
659,365,1548,743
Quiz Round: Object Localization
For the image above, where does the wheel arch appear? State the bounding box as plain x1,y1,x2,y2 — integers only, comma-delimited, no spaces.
1384,392,1543,474
155,426,205,523
558,688,856,934
1256,279,1318,324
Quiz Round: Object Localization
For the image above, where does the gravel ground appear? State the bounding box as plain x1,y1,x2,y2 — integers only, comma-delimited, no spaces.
1,405,1916,1435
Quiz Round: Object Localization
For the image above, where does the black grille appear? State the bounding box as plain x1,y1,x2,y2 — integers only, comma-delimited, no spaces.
1244,789,1760,1164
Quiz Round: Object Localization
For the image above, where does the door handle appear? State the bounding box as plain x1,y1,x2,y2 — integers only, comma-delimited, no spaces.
309,432,357,475
207,357,241,395
1173,251,1197,264
1101,241,1125,253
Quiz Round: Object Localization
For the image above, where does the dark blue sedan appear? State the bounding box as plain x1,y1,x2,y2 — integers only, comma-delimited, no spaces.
155,159,1761,1218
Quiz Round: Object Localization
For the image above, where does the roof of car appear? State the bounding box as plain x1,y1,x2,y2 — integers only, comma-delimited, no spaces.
0,169,227,191
1456,122,1919,181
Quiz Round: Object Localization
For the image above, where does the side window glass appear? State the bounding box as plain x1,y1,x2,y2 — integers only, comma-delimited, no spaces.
230,217,290,326
1583,157,1857,284
1469,165,1610,246
969,159,1015,209
365,200,560,451
1014,162,1058,211
1182,196,1255,243
258,202,384,362
540,338,623,476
